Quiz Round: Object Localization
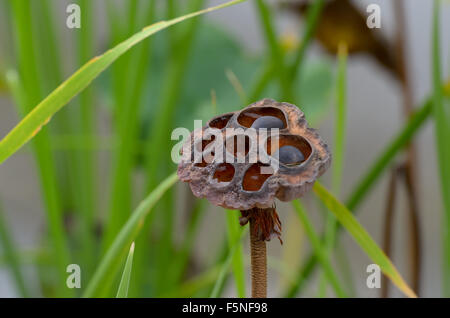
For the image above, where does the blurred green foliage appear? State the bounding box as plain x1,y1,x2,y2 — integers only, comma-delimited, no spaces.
0,0,447,298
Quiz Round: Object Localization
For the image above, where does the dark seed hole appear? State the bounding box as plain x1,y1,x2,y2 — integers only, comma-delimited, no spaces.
242,163,273,191
193,135,216,167
273,145,304,166
267,134,312,165
195,135,215,152
226,135,250,158
213,163,235,183
194,161,208,167
237,107,287,128
251,116,285,130
208,113,233,129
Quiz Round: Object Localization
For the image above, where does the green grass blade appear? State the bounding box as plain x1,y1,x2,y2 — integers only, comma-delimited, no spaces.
285,91,448,297
292,200,346,297
4,69,25,113
331,44,347,195
284,254,316,297
0,202,29,297
82,173,178,297
431,0,450,296
73,0,97,279
102,0,156,254
225,210,246,297
116,242,136,298
313,182,416,298
168,199,206,287
255,0,292,101
165,265,221,297
226,69,247,104
32,0,64,93
145,0,205,296
0,0,248,165
346,99,433,211
318,43,348,296
8,0,72,296
247,62,274,103
289,0,325,82
210,228,248,298
247,0,325,104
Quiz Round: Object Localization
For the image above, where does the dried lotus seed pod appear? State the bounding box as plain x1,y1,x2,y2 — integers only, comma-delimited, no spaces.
177,98,331,212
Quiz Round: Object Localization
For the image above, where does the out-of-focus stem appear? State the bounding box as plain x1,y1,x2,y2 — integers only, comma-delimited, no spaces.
393,0,421,295
381,167,399,297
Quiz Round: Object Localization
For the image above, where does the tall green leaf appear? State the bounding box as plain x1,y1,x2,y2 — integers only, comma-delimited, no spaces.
431,0,450,296
103,0,156,254
289,0,325,82
318,44,348,296
225,210,246,297
73,0,97,279
9,0,72,296
116,242,136,298
0,0,248,165
285,90,449,297
0,202,29,297
145,0,206,296
83,173,178,297
313,182,416,298
292,200,346,297
210,228,248,298
255,0,293,101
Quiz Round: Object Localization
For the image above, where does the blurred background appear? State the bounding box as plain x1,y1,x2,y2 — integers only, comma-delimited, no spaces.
0,0,449,297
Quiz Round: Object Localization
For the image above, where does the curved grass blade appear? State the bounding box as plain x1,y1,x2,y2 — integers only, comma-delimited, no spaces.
285,88,450,297
318,42,348,296
9,1,73,296
165,265,221,297
313,182,417,298
289,0,325,81
210,228,248,298
0,202,29,297
82,173,178,297
255,0,292,101
116,242,135,298
145,0,206,296
0,0,247,164
225,210,246,297
292,200,346,297
168,199,206,287
346,100,432,211
103,0,156,255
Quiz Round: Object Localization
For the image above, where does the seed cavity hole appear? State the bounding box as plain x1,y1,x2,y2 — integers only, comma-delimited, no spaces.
226,135,250,158
195,135,216,152
193,135,216,167
237,107,287,129
242,163,273,191
266,135,312,166
213,163,235,183
208,113,233,129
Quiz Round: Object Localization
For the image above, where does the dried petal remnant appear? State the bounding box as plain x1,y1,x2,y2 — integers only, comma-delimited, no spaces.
240,207,282,243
